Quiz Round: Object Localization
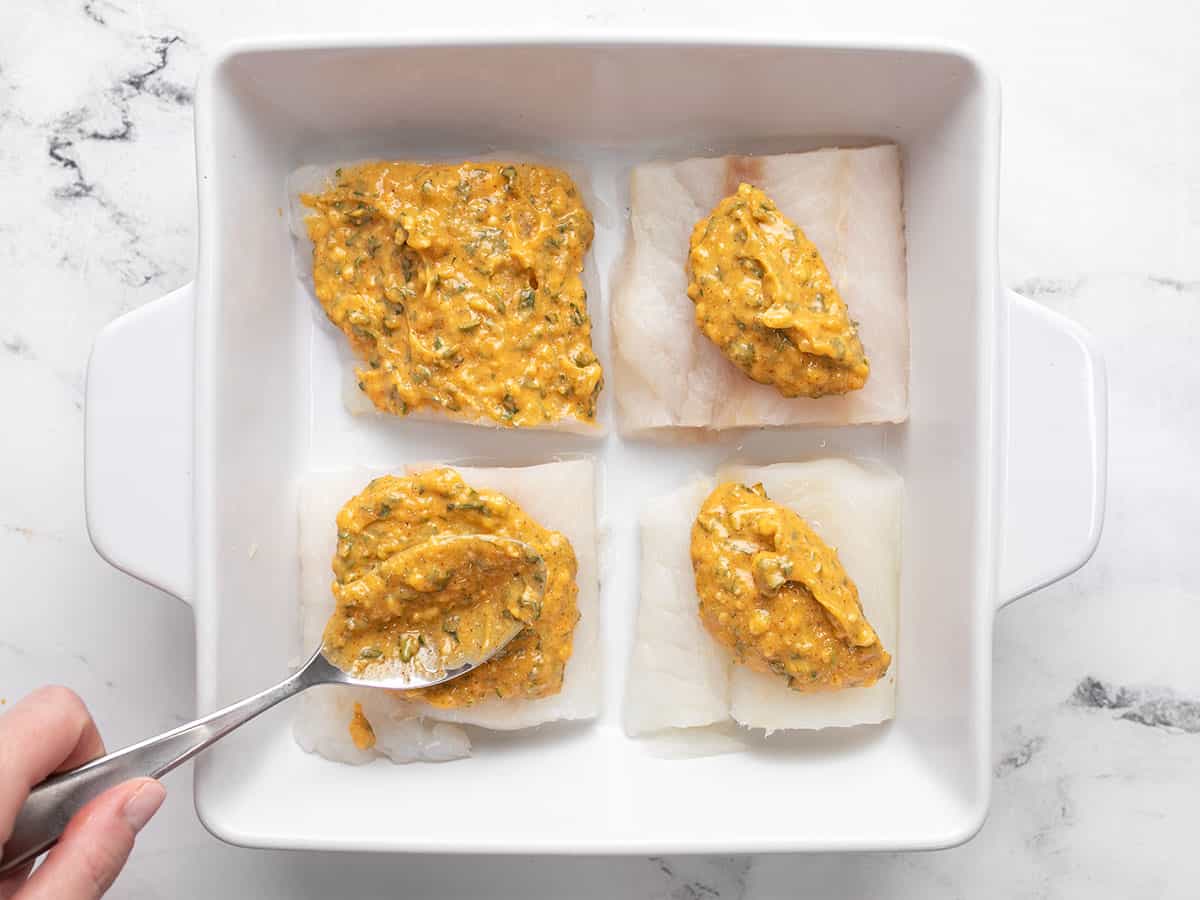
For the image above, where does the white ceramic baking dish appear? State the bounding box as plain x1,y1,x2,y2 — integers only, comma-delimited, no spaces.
83,37,1106,854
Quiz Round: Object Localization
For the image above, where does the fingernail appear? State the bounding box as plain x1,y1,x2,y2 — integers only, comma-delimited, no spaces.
122,781,166,832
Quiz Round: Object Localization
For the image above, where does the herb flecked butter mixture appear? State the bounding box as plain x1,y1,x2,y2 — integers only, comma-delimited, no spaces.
687,183,870,398
303,161,604,427
321,468,580,711
691,481,890,691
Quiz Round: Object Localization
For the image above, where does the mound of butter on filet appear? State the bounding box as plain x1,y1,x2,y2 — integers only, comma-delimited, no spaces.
321,468,579,714
687,184,870,398
691,481,890,691
295,459,600,765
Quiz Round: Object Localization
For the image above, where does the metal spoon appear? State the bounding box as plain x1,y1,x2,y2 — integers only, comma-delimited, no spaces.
0,535,538,876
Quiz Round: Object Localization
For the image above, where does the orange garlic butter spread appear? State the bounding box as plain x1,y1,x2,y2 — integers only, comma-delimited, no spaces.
691,481,889,691
303,162,603,427
687,183,869,398
321,468,580,714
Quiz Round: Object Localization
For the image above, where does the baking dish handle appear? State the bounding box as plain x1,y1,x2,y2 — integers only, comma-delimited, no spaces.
85,283,194,605
998,290,1107,608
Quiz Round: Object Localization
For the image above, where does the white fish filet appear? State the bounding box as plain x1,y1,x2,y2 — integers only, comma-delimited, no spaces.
293,687,471,766
623,479,731,736
624,458,902,737
294,458,600,764
287,159,605,434
612,147,909,433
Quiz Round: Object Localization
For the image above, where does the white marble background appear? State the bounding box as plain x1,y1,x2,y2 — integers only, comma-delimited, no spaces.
1,0,1197,897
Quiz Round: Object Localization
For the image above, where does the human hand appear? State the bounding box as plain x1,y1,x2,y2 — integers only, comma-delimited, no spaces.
0,687,165,899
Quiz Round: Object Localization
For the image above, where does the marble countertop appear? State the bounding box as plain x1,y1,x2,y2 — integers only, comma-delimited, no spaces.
1,1,1196,896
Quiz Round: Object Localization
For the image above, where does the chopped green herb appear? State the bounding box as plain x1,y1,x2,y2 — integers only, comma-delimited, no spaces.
399,633,420,662
739,257,765,278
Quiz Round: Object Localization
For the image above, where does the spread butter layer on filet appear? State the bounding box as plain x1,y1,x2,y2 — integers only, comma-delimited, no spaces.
687,183,869,398
303,162,603,427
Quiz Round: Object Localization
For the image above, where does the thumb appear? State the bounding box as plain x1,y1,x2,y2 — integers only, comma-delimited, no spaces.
17,779,165,900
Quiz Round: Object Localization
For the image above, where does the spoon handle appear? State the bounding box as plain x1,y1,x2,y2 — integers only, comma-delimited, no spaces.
0,663,313,876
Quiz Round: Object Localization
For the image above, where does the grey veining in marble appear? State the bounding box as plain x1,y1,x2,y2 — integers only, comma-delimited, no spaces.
1,1,1197,897
1071,677,1200,734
